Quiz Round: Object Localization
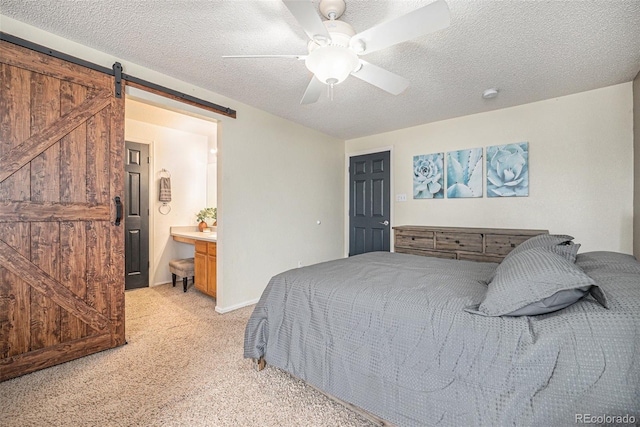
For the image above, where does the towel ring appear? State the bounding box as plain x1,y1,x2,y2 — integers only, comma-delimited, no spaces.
159,203,171,215
160,168,171,178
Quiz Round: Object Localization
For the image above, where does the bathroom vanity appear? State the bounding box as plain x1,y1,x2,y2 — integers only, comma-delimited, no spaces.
170,227,217,298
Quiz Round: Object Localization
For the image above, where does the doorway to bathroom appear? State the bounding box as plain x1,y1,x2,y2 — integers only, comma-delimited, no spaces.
124,96,218,290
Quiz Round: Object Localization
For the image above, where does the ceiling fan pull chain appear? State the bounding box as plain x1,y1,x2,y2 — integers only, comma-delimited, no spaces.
327,78,338,101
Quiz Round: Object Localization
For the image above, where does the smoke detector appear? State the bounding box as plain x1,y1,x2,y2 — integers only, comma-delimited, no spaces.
482,88,499,99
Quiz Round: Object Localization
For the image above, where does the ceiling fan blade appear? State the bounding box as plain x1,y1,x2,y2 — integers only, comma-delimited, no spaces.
300,76,325,104
283,0,332,44
222,54,306,60
349,0,450,55
351,61,410,95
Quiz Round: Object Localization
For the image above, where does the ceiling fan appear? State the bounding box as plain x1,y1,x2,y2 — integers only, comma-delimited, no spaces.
223,0,450,104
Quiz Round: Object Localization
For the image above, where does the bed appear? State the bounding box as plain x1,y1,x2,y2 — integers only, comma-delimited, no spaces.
244,230,640,426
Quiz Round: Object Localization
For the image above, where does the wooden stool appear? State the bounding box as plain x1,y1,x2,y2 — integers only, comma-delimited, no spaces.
169,258,195,292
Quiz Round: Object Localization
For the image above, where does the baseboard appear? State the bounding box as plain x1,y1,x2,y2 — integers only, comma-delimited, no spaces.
215,298,260,314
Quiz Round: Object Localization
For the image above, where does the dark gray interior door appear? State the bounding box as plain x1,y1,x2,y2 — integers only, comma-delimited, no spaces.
349,151,391,256
124,141,150,290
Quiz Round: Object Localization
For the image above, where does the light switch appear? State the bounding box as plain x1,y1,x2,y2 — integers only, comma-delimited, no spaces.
396,193,408,202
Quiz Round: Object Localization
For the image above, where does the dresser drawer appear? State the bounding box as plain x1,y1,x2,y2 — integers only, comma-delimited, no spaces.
485,234,532,255
458,252,504,263
435,232,483,253
395,230,434,250
395,247,456,259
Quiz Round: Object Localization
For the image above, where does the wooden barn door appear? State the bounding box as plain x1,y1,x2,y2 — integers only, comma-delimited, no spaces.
0,41,125,381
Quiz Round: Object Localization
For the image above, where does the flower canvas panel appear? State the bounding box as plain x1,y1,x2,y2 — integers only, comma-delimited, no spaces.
413,153,444,199
486,142,529,197
446,148,483,198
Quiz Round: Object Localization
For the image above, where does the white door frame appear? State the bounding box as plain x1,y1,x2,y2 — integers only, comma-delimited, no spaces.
344,146,395,257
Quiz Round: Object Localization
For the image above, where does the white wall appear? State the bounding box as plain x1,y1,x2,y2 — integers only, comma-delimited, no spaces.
125,117,208,285
219,109,344,311
1,16,345,312
207,163,217,208
347,83,634,253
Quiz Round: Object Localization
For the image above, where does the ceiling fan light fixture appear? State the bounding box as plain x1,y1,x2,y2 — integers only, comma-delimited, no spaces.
305,45,359,85
231,0,452,104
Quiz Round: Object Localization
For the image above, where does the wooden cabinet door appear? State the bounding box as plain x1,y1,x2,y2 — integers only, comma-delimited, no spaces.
194,252,207,293
207,253,217,298
0,41,124,381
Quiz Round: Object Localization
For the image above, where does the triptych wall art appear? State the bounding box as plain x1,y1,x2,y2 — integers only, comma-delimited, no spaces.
413,142,529,199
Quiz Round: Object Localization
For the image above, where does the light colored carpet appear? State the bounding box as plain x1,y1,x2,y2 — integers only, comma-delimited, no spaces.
0,284,376,426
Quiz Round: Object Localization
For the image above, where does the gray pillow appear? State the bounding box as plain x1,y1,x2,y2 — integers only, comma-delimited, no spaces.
466,247,606,317
547,242,581,263
505,233,579,263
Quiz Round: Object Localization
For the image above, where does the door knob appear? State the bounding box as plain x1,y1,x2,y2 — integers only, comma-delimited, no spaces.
379,220,389,226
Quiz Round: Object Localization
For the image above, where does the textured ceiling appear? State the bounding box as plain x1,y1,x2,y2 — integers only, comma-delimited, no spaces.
2,0,640,140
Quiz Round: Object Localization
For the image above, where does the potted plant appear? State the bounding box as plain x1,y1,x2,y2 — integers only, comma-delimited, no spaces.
196,207,217,232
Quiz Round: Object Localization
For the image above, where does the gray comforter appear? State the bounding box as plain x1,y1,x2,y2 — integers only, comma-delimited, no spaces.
244,251,640,426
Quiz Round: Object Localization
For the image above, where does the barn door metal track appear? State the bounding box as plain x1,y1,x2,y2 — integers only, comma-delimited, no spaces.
1,32,236,118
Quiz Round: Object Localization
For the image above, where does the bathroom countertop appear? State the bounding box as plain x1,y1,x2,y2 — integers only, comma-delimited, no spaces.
170,226,217,243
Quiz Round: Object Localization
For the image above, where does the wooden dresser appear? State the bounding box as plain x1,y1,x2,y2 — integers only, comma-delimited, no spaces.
393,226,548,263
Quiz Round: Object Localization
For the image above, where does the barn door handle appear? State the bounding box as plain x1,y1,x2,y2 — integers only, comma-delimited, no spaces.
379,220,389,226
114,196,122,226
